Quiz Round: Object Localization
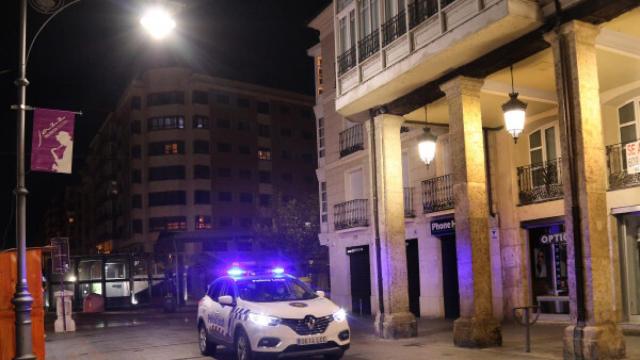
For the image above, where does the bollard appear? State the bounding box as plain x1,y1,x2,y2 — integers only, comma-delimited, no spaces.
512,306,540,353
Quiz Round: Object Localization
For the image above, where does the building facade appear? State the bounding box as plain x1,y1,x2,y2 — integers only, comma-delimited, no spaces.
309,0,639,356
75,67,317,262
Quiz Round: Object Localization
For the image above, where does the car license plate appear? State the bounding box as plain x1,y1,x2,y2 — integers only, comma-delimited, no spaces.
297,336,327,345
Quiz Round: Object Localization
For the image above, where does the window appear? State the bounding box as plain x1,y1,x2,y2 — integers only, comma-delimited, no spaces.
281,173,293,183
216,93,229,104
337,6,356,56
131,170,141,184
195,190,211,204
240,218,252,229
148,191,186,206
132,219,143,234
193,115,209,129
239,193,253,203
217,168,231,177
131,96,142,110
238,169,252,180
258,148,272,161
259,194,272,207
217,143,231,152
194,140,210,154
219,217,232,228
618,101,638,144
318,117,325,158
130,121,141,134
259,171,271,184
258,124,271,137
528,125,558,187
315,56,324,96
148,166,185,181
358,0,379,39
147,91,184,106
217,118,231,129
132,195,142,209
280,127,292,137
194,165,210,179
131,145,141,159
237,98,250,108
281,150,291,159
257,101,270,114
320,181,327,223
384,0,405,20
192,90,208,104
195,215,212,230
238,145,251,154
149,216,186,232
218,192,232,202
148,141,185,156
147,116,185,131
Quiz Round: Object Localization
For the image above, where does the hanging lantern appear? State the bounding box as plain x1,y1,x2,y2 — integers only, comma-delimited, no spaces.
418,128,437,166
502,66,527,143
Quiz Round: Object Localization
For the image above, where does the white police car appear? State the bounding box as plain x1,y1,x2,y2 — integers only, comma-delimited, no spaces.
197,267,350,359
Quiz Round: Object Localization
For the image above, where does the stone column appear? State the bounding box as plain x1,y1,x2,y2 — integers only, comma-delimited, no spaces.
369,113,417,339
440,76,501,348
545,21,625,359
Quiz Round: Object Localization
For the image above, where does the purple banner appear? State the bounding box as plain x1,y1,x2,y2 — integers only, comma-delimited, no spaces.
30,108,76,174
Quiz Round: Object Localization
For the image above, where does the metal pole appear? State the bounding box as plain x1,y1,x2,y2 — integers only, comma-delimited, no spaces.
524,308,530,353
12,0,36,358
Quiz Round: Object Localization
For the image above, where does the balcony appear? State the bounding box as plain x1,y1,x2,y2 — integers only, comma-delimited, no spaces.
358,30,380,62
607,142,640,190
517,158,563,205
334,199,369,230
339,124,365,158
422,174,454,214
336,0,542,116
404,187,416,218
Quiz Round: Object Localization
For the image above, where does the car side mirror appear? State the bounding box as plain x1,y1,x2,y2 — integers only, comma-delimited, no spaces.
316,290,326,298
218,295,234,306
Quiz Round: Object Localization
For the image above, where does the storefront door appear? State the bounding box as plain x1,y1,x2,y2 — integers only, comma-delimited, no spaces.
440,235,460,319
619,212,640,322
406,239,420,317
528,224,569,314
347,245,372,315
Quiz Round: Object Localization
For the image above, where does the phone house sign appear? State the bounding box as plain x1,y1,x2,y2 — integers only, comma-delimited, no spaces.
430,218,455,236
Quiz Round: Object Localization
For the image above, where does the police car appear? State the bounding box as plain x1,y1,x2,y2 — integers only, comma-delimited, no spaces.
197,267,350,359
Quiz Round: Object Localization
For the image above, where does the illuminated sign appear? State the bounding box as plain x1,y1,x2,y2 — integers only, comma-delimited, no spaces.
540,232,567,244
346,245,368,255
430,218,455,236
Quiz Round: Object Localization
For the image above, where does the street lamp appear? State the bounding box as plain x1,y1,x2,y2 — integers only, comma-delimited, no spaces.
140,6,177,40
11,1,176,358
418,128,437,166
502,65,527,143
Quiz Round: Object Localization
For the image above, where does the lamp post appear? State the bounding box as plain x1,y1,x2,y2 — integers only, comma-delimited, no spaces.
11,1,177,358
417,128,437,166
502,65,527,143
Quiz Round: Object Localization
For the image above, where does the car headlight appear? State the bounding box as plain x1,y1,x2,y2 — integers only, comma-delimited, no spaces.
332,308,347,322
248,312,281,327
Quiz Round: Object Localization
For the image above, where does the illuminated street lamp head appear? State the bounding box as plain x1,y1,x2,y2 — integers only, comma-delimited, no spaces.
502,92,527,143
418,128,437,166
140,6,176,40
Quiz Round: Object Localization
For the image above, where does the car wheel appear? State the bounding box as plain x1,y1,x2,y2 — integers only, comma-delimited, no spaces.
198,324,217,356
235,329,253,360
324,351,344,360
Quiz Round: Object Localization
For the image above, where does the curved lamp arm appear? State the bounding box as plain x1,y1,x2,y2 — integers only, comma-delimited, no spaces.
26,0,82,66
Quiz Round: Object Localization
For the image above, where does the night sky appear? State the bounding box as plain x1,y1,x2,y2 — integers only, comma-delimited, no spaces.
0,0,331,250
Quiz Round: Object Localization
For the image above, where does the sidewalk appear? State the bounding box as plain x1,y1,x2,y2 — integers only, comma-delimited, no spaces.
44,310,640,359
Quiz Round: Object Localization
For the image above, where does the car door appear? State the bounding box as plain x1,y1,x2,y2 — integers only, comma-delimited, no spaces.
204,280,224,339
218,279,236,344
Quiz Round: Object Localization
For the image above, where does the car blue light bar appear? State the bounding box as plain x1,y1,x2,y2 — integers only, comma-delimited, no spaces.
227,267,245,277
271,267,285,275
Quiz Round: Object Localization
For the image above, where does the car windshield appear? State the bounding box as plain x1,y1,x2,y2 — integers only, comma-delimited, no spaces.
236,276,318,302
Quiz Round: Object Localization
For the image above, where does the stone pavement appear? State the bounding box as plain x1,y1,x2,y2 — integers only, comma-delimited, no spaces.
45,309,640,359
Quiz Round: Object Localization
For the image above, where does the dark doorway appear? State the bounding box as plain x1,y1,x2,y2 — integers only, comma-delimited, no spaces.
347,245,372,315
440,235,460,319
406,239,421,317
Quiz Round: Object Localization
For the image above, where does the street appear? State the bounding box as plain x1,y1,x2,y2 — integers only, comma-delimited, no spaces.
44,309,640,360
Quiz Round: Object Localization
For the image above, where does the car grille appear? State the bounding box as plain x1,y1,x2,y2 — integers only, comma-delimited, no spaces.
281,315,333,335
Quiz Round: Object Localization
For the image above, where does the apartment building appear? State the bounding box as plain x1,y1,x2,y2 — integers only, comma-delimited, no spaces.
76,67,317,260
309,0,639,355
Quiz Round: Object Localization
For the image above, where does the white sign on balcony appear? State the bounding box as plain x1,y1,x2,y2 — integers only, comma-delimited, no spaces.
626,140,640,175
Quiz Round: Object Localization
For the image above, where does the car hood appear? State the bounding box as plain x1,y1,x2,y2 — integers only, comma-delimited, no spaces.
241,296,340,319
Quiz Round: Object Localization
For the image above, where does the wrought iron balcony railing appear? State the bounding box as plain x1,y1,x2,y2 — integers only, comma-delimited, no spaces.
517,158,563,205
422,174,454,213
358,30,380,62
334,199,369,230
337,47,357,75
339,124,364,158
408,0,438,29
607,141,640,190
404,187,416,218
382,10,407,47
